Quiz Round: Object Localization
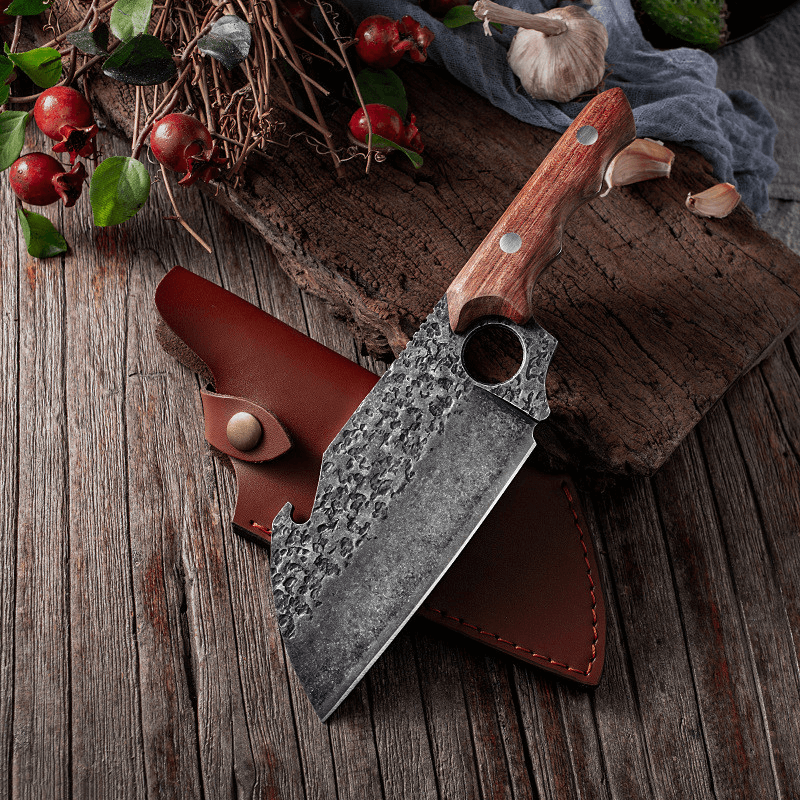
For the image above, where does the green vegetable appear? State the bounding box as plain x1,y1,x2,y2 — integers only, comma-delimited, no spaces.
638,0,726,49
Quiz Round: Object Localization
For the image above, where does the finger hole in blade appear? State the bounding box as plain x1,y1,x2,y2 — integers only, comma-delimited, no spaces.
462,323,525,385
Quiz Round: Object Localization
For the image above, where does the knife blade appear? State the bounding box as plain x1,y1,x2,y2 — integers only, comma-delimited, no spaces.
270,87,635,721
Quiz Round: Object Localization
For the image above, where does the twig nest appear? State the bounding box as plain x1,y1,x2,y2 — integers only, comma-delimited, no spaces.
505,5,608,103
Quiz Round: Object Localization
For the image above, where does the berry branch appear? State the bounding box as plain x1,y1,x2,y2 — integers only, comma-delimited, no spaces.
1,0,435,258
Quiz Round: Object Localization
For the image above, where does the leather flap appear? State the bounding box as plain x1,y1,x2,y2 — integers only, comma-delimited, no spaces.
201,390,291,463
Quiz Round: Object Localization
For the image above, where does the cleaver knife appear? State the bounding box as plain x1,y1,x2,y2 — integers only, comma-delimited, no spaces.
270,87,635,721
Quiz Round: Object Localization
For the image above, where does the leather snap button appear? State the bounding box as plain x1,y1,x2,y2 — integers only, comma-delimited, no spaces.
226,412,262,452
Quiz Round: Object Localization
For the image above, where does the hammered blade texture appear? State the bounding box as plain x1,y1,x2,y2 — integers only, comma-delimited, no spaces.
269,296,557,718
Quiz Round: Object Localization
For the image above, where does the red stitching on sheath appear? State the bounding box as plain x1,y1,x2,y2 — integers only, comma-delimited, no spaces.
250,521,272,540
423,481,598,676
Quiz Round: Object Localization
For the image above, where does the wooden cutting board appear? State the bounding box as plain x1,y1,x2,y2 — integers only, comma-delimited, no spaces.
54,16,800,475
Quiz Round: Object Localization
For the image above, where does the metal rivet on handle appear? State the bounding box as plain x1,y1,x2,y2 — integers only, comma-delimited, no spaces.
575,125,598,145
499,232,522,253
227,411,263,452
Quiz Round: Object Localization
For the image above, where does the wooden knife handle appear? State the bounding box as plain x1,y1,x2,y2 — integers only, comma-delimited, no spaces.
446,87,636,333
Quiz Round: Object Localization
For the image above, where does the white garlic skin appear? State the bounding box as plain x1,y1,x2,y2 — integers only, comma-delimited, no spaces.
686,183,741,218
603,138,675,193
507,6,608,103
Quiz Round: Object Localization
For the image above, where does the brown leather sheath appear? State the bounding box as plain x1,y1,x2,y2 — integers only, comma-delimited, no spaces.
155,266,606,684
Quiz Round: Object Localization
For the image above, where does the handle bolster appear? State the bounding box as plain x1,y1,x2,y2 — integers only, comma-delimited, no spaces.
448,295,529,332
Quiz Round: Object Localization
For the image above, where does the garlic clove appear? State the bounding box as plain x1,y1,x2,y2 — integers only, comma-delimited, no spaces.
505,5,608,103
686,183,741,218
602,138,675,194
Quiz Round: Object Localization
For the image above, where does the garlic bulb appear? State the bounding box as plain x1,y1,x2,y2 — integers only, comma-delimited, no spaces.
602,138,675,195
686,183,740,218
473,1,608,103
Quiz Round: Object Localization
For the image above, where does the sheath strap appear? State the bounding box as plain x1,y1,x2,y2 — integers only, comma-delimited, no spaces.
201,390,291,463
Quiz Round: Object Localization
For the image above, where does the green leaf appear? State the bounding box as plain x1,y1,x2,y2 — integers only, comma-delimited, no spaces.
197,15,251,71
442,5,501,31
355,69,407,119
89,156,151,226
17,209,68,259
5,0,50,16
4,44,62,88
0,54,12,105
370,133,423,169
0,53,12,81
0,111,29,171
66,22,110,55
110,0,153,42
102,34,176,85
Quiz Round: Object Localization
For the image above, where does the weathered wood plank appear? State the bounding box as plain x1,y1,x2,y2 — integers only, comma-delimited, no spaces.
590,478,714,799
573,493,655,800
697,381,800,798
62,180,147,797
728,358,800,651
461,650,536,800
192,83,800,480
513,668,584,799
652,432,778,798
412,624,484,800
711,345,800,795
124,243,210,800
366,630,439,800
6,158,70,800
60,187,151,797
0,161,20,800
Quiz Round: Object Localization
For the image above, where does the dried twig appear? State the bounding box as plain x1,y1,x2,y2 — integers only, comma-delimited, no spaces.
159,163,212,253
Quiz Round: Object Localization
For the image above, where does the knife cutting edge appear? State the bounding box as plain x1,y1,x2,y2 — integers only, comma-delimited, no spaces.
270,87,636,721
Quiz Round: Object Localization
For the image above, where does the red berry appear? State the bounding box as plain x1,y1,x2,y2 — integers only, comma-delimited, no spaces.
0,0,13,25
34,87,99,163
355,15,434,70
348,104,424,154
9,153,86,207
150,113,227,187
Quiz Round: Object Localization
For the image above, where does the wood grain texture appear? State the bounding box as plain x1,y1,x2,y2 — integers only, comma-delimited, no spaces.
446,88,635,332
64,166,147,798
3,116,800,800
0,170,19,800
12,175,70,800
44,0,800,475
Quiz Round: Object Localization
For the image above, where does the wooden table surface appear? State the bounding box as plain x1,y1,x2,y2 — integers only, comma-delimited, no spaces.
3,130,800,800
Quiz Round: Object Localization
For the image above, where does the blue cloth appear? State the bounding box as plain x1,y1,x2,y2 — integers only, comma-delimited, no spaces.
343,0,778,215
